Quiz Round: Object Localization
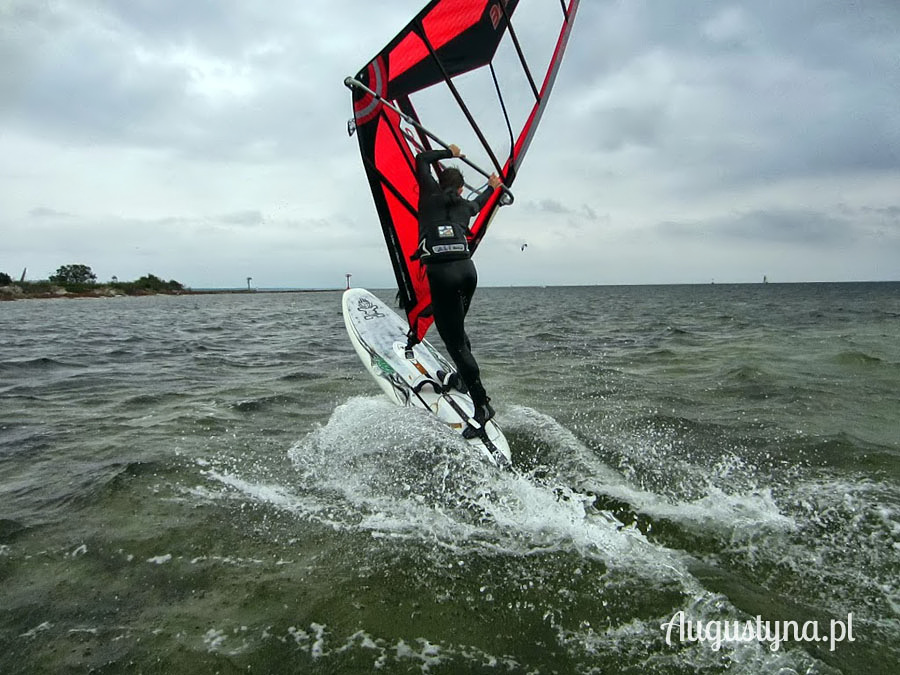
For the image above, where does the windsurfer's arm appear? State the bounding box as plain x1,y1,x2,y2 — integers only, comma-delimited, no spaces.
468,173,502,213
415,148,454,189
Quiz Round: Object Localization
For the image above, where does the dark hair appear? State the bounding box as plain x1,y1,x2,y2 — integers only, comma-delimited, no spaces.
438,167,464,192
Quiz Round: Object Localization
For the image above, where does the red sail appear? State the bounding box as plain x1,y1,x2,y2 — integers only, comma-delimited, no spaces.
349,0,579,342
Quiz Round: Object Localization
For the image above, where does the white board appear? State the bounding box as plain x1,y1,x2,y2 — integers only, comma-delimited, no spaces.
342,288,511,467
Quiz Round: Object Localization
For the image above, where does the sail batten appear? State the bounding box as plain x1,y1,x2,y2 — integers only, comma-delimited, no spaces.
348,0,579,342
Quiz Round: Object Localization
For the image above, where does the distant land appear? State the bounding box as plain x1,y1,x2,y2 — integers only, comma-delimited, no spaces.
1,264,350,300
0,281,344,302
0,283,342,301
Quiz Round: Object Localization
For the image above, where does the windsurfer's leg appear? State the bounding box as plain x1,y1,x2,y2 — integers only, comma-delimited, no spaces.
456,261,490,410
426,260,486,405
461,266,475,352
461,271,475,316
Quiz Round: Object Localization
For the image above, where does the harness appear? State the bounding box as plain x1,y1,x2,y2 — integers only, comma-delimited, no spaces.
411,192,471,264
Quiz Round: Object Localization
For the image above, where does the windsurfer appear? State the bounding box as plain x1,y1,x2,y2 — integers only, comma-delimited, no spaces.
415,144,502,435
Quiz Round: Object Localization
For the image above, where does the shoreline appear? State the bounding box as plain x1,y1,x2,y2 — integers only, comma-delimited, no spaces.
0,286,343,301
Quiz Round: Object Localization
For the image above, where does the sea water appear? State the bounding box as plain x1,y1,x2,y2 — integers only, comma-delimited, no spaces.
1,283,897,674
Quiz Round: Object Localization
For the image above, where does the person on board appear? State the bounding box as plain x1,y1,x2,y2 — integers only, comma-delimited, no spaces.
414,143,502,437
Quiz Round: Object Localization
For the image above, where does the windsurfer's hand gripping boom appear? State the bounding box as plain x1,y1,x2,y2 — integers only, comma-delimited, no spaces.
447,144,503,192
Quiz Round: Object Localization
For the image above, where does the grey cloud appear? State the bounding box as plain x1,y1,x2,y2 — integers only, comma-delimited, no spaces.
29,207,73,218
592,105,666,153
662,209,855,245
100,0,265,53
860,205,900,219
720,210,853,245
525,200,605,225
560,1,900,193
534,199,568,214
218,210,264,227
581,205,601,222
525,199,576,214
1,0,352,162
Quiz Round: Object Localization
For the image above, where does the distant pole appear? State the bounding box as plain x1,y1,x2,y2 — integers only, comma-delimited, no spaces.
20,268,26,282
247,277,253,290
345,273,352,290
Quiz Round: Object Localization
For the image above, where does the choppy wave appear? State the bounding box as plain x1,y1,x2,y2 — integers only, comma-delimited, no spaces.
191,396,853,673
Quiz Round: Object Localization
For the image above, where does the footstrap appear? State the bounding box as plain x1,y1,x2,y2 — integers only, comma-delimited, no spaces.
412,378,443,395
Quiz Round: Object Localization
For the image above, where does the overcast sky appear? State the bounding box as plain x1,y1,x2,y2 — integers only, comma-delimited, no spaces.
2,0,898,288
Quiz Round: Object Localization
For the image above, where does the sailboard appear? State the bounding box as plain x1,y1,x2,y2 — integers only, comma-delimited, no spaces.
343,288,511,467
345,0,580,343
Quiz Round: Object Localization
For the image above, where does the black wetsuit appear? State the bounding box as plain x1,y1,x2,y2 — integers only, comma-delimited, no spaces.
415,149,494,408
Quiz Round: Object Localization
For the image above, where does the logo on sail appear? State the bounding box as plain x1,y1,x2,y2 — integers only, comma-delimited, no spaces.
490,1,510,29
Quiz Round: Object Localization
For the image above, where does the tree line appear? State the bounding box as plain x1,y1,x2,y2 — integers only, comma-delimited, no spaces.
0,264,184,294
